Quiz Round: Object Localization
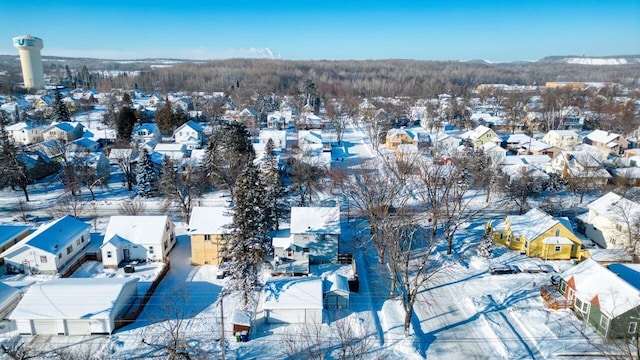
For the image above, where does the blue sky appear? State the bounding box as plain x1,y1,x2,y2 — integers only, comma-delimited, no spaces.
2,0,639,61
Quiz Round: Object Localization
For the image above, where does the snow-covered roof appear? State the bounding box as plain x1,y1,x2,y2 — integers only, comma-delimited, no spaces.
262,276,323,310
175,120,203,133
587,192,640,225
507,208,569,242
290,207,340,234
188,207,233,235
6,121,42,131
388,128,416,140
585,249,633,263
231,309,252,326
546,130,578,137
104,216,170,246
460,125,493,140
271,228,292,249
2,215,90,255
608,264,640,291
587,129,621,145
9,278,138,321
561,259,640,318
324,273,350,295
154,143,186,152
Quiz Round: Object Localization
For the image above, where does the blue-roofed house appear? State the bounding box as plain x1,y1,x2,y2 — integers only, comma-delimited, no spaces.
173,120,204,150
132,123,162,145
43,122,84,144
0,215,91,275
0,224,32,259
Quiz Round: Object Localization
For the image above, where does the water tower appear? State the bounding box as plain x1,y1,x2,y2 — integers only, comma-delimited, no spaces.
13,35,45,90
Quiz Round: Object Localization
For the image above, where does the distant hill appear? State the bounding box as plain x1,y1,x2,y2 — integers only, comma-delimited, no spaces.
537,55,640,65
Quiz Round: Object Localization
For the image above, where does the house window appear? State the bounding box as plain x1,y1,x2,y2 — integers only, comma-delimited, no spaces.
554,245,562,252
149,246,154,254
555,229,561,237
600,315,609,330
303,247,310,253
616,224,623,232
499,233,503,240
106,251,112,258
77,239,81,246
514,236,520,242
58,253,62,259
571,245,575,253
575,297,589,314
81,236,85,243
559,282,566,293
40,256,47,263
204,234,211,241
164,241,168,249
66,245,73,255
629,322,637,334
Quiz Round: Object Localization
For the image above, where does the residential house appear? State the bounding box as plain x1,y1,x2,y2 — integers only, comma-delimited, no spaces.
154,143,187,161
10,278,138,335
258,129,289,152
259,276,323,325
460,125,500,149
188,207,233,266
556,259,640,339
0,215,91,275
101,216,175,268
581,192,640,251
489,208,581,259
15,150,59,180
132,123,162,145
427,132,460,155
547,151,611,186
68,137,100,153
542,130,579,151
237,107,259,129
43,122,84,144
0,225,31,254
173,120,204,150
5,121,44,146
273,207,340,264
385,128,418,151
585,130,628,156
611,167,640,187
69,152,111,182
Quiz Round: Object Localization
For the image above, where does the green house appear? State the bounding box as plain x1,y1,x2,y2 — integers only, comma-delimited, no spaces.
558,259,640,339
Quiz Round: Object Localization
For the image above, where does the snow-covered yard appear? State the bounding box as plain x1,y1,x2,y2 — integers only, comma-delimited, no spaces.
0,123,616,359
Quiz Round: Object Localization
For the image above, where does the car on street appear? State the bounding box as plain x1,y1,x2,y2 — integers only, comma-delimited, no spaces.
489,264,519,275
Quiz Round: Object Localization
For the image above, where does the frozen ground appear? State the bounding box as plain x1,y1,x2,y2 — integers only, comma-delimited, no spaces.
0,123,613,359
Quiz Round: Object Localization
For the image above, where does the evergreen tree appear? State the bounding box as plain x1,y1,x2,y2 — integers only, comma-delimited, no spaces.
155,100,175,135
478,231,493,259
52,89,70,122
260,138,285,230
116,106,137,142
0,112,32,201
203,122,255,199
227,163,272,304
136,148,158,197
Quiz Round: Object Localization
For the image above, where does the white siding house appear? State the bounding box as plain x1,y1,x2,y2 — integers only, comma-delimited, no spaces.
101,216,176,267
0,215,91,275
583,192,640,251
10,278,138,335
5,121,44,146
173,121,204,150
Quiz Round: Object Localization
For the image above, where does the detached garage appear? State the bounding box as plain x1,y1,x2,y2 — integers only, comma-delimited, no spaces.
261,276,323,325
9,277,138,335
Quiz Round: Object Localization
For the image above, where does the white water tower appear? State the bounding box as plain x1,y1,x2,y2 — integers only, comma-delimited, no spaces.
13,35,45,90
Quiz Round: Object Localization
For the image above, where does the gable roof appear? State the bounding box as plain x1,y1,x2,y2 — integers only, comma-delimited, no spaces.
0,225,31,246
388,128,416,140
587,129,621,145
290,207,340,234
461,125,494,141
587,192,640,225
104,216,170,246
174,120,203,133
324,273,350,295
262,276,323,310
9,278,138,321
1,215,90,256
188,207,233,235
561,259,640,318
508,208,572,241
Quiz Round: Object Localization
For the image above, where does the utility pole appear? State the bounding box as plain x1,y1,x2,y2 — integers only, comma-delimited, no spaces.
220,295,225,360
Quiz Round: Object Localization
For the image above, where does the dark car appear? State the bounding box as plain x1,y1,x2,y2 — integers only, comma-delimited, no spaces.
490,264,518,275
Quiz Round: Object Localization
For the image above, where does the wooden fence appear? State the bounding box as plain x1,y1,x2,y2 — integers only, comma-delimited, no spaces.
540,285,572,310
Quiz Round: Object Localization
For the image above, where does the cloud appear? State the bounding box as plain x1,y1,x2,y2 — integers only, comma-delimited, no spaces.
36,47,281,60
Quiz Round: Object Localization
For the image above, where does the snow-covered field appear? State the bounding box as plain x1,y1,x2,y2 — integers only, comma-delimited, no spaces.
0,123,611,359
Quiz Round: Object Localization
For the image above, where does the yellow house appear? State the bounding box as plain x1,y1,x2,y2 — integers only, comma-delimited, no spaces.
386,128,418,151
488,208,582,260
188,206,234,266
460,125,499,149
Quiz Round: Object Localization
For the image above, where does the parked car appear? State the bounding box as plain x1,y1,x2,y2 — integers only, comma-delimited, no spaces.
517,263,554,273
489,264,518,275
12,214,37,222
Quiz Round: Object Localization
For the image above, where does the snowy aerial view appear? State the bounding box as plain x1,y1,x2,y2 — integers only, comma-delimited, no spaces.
0,1,640,360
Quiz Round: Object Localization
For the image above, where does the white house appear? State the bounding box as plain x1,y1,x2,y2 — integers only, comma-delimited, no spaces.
173,120,204,150
0,215,91,275
5,121,44,146
154,143,187,161
101,216,175,268
132,123,162,145
258,129,288,151
10,278,138,335
260,276,323,324
582,192,640,251
272,207,340,264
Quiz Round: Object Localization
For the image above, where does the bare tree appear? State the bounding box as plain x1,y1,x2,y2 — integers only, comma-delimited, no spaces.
48,194,88,219
332,315,376,360
0,336,44,360
118,198,147,216
280,323,325,360
287,153,327,206
158,160,206,223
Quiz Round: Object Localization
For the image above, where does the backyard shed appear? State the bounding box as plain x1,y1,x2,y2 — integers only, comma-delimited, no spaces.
323,274,350,310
